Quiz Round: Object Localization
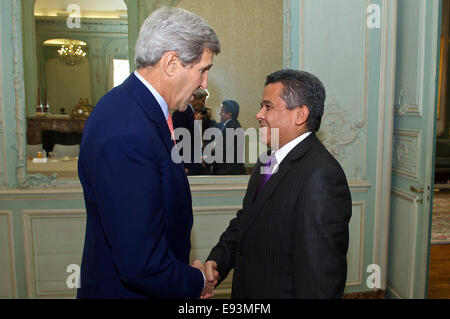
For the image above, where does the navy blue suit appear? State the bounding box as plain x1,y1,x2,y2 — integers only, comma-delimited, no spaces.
77,73,203,299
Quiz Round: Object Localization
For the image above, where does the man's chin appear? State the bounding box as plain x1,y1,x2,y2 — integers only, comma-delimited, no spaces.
176,101,190,112
259,127,270,147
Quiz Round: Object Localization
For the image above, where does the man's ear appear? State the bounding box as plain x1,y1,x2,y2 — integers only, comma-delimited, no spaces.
162,51,180,77
295,105,309,126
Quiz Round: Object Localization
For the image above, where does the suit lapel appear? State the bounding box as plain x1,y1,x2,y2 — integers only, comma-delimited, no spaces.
243,161,263,208
122,73,189,188
122,74,173,151
240,133,319,239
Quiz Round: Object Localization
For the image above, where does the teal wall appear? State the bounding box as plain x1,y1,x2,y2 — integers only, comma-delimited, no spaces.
286,0,400,294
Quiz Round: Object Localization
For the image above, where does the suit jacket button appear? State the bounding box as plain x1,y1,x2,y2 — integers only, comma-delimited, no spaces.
237,249,243,255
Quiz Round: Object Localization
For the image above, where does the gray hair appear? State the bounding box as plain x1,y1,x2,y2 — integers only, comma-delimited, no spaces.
135,7,221,69
193,88,209,100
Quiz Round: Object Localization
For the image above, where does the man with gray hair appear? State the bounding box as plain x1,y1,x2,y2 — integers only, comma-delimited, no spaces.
77,6,220,299
173,88,210,175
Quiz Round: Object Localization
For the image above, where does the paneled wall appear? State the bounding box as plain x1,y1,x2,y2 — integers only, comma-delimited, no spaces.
286,0,399,293
0,183,369,298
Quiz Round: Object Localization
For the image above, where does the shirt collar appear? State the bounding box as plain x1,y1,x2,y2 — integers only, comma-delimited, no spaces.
272,131,312,170
223,118,232,128
134,71,169,120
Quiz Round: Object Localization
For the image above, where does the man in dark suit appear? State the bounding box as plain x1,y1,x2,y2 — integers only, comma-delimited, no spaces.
212,100,246,175
77,7,220,299
204,69,352,298
172,89,208,175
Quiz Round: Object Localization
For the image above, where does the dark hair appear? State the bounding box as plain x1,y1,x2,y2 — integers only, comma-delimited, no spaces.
265,69,326,132
222,100,240,119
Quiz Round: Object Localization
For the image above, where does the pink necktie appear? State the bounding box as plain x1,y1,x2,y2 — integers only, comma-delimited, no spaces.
167,113,176,144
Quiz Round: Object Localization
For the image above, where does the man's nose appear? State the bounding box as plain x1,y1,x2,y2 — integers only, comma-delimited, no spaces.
200,72,208,89
256,108,265,122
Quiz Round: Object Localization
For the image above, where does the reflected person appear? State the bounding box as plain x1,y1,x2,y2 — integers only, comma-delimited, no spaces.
212,100,246,175
172,89,209,175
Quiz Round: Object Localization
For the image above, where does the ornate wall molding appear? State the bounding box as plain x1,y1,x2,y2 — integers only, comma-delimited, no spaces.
318,99,366,179
394,0,426,117
36,17,128,36
392,130,421,181
22,209,86,298
11,0,58,188
0,9,8,187
389,187,419,298
291,0,370,181
9,0,132,188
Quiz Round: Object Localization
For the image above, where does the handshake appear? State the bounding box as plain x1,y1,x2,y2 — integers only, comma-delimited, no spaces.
192,260,220,299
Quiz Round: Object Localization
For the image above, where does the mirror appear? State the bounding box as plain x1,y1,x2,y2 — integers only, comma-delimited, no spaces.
40,38,90,116
25,0,129,178
23,0,284,180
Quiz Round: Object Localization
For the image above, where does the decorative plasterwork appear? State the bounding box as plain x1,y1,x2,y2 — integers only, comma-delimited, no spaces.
394,0,426,117
392,130,421,181
396,87,420,115
10,0,57,188
317,100,366,179
293,0,370,182
0,11,7,187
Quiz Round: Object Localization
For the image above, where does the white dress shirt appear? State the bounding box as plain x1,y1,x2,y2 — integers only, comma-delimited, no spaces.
270,131,312,174
134,71,169,121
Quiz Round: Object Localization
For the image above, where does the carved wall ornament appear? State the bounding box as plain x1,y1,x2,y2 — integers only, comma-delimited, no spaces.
392,130,420,181
11,0,59,187
317,99,366,167
396,87,420,116
397,87,410,115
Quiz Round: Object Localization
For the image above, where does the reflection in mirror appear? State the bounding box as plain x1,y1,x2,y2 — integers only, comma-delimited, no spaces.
174,0,283,176
40,38,90,116
25,0,129,179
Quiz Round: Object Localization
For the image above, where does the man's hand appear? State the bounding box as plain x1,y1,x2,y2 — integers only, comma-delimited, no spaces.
192,260,218,299
204,261,220,291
